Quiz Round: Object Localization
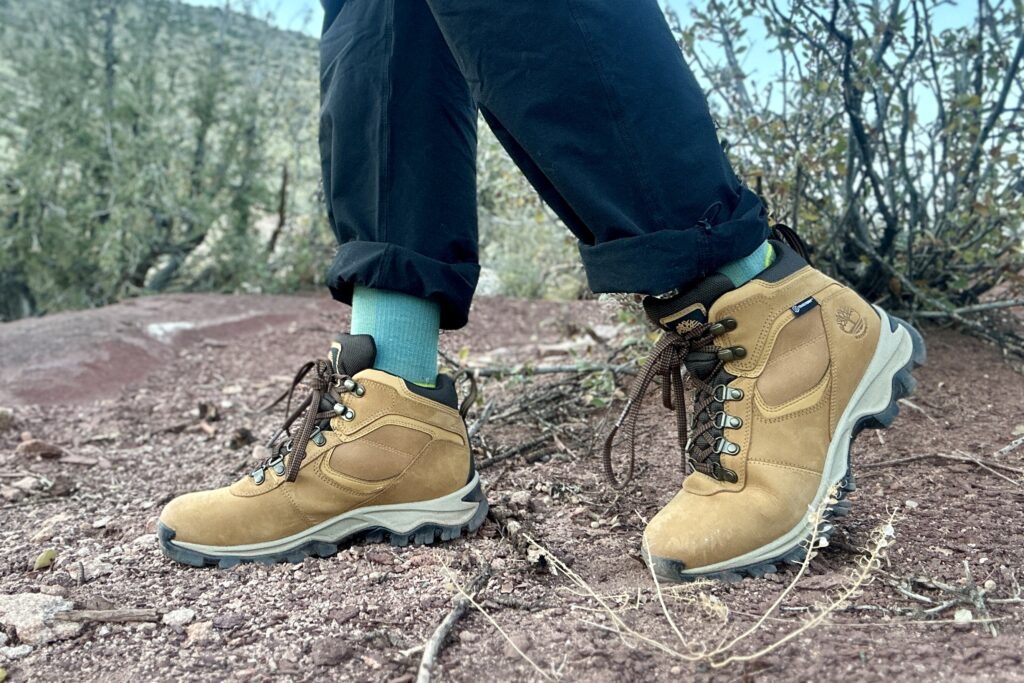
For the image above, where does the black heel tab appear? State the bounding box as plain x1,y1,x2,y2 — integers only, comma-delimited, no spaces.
404,374,459,410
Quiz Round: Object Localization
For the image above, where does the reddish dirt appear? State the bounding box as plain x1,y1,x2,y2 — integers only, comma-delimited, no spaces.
1,293,1022,682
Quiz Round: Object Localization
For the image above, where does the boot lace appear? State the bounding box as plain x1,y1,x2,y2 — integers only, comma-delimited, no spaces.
601,319,745,489
250,359,364,484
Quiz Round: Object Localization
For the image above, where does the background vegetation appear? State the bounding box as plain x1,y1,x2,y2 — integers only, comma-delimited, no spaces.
1,0,1021,347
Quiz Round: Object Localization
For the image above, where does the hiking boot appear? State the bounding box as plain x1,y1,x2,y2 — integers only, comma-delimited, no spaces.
604,237,926,581
158,334,487,568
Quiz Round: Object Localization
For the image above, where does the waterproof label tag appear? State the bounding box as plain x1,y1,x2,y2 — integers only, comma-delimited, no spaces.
791,297,819,317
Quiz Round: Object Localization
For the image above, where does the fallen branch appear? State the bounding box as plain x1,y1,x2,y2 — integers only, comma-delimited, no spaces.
55,608,160,623
477,435,552,471
995,436,1024,457
442,565,556,681
416,568,492,683
466,362,635,378
897,298,1024,318
467,400,495,440
858,451,1024,478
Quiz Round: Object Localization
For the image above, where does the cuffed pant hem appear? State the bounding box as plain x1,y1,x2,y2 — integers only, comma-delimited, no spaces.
578,191,769,295
327,241,479,330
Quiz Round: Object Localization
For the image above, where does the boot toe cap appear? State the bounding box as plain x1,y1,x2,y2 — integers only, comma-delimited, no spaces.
158,489,227,545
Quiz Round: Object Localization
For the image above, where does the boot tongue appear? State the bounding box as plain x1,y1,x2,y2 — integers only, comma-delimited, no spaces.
642,273,735,380
328,333,376,376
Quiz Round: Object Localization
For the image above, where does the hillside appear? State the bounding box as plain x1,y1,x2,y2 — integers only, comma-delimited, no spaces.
0,0,327,320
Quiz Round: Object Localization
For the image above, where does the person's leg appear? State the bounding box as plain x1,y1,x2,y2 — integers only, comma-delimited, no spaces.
158,0,488,568
424,0,924,581
320,0,479,388
425,0,770,296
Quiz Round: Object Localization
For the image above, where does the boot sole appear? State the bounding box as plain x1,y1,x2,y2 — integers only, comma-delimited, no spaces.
158,474,489,568
647,307,927,582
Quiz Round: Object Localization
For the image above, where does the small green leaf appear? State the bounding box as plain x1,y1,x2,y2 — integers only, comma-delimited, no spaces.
33,548,59,571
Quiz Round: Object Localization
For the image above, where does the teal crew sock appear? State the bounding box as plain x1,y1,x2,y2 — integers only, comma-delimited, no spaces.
717,240,774,287
350,286,440,387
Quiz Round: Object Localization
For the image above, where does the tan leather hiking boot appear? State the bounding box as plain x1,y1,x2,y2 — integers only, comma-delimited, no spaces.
605,238,925,581
158,334,487,568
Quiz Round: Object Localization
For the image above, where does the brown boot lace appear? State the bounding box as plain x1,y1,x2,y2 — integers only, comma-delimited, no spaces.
601,318,745,489
252,359,364,484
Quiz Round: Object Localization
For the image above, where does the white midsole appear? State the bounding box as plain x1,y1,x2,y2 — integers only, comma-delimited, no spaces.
675,306,914,575
173,474,484,557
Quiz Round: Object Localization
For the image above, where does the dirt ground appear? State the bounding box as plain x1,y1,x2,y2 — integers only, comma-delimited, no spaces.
1,293,1023,682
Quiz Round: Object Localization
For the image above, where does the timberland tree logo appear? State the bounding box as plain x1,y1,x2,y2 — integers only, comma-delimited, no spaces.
836,306,867,338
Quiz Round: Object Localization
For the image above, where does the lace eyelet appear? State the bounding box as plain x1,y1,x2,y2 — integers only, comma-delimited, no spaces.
251,468,266,485
713,412,743,429
714,385,745,402
713,437,740,455
342,408,356,421
717,346,747,362
709,318,738,336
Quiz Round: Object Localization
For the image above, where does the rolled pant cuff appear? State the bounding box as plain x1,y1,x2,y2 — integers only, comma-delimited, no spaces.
578,196,769,295
327,241,479,330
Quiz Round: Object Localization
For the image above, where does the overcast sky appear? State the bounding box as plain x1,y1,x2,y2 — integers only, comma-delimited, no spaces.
179,0,978,115
181,0,977,42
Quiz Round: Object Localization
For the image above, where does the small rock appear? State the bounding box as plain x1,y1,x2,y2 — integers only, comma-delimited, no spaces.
30,512,73,543
38,584,68,598
508,491,532,510
503,633,531,657
953,608,974,630
14,439,64,459
310,639,351,666
364,550,394,565
185,620,215,644
0,486,24,503
212,613,244,630
0,645,32,660
229,428,256,450
11,476,40,492
326,606,359,624
252,444,272,462
0,408,15,433
80,559,114,581
92,517,112,530
197,402,221,422
904,500,919,509
0,593,81,644
162,608,196,629
45,476,77,497
459,631,479,644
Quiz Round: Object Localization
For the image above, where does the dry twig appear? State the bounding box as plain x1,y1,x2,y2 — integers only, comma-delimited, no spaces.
416,568,492,683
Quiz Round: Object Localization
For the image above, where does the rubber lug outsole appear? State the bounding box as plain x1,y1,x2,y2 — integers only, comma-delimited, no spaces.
649,315,926,583
158,481,489,569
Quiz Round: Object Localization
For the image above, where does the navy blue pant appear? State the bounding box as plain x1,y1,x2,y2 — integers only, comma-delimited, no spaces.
319,0,769,329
